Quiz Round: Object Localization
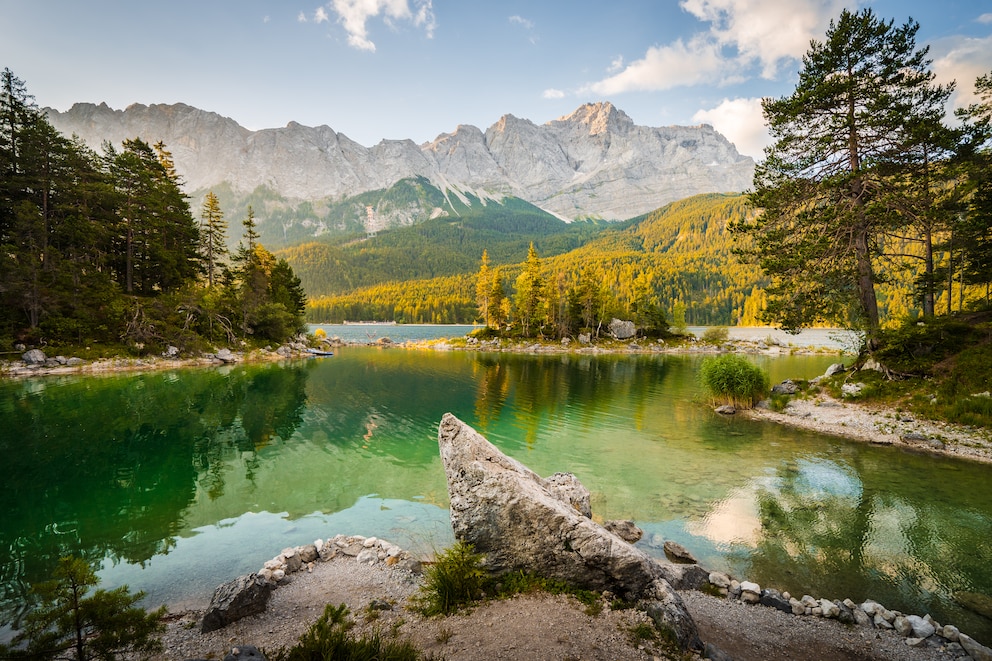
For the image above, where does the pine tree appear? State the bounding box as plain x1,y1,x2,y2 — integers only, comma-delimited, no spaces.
475,250,491,326
242,205,260,253
743,8,953,339
513,243,543,337
488,266,506,330
107,138,199,294
200,191,227,287
9,557,164,661
954,72,992,304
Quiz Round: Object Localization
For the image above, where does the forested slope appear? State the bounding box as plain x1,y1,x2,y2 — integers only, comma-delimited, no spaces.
304,193,768,326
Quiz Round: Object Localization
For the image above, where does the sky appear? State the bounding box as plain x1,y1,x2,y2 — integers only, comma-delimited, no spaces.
2,0,990,159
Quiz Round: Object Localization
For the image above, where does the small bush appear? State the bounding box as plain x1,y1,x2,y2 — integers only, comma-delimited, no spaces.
270,603,436,661
628,622,658,643
700,327,729,344
768,392,791,412
699,354,769,408
467,326,499,341
413,541,487,616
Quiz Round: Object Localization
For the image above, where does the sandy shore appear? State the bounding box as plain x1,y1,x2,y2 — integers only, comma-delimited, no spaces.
745,392,992,465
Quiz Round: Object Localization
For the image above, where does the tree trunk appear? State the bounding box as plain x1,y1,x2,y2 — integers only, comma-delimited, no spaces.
126,221,134,294
923,226,935,318
853,221,880,335
947,230,954,316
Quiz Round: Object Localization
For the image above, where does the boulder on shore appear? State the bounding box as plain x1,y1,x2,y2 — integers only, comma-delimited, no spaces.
436,412,701,651
22,349,46,365
201,573,273,633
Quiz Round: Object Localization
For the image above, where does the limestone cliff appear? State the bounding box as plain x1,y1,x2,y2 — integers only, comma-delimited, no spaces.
46,101,753,222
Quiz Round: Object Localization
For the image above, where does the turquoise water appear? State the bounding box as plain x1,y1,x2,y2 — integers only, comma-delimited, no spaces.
2,349,990,643
310,323,478,343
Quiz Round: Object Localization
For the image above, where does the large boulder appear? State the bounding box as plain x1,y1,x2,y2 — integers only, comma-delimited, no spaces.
201,573,273,633
608,318,636,340
436,413,700,650
22,349,46,365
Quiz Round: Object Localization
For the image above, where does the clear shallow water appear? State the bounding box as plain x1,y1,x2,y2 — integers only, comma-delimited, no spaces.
2,349,991,644
309,323,478,344
310,323,860,351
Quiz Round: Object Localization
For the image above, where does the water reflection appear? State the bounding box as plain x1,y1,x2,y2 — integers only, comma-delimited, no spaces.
2,349,991,645
0,362,313,621
706,447,992,642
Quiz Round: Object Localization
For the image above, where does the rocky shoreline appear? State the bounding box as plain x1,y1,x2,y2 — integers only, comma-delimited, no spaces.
0,341,316,378
157,533,989,661
148,531,983,660
743,389,992,465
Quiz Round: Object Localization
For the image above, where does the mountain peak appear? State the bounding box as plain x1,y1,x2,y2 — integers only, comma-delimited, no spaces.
553,102,633,134
45,100,754,223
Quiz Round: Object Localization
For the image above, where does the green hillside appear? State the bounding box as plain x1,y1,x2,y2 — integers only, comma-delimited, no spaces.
304,192,768,326
279,195,606,297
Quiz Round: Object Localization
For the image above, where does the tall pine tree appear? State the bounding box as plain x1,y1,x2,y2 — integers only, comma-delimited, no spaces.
742,9,953,340
200,191,227,287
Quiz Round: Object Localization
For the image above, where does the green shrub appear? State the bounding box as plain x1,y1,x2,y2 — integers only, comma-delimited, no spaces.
628,622,658,644
700,327,729,344
270,604,437,661
699,354,769,408
467,326,499,341
413,541,487,616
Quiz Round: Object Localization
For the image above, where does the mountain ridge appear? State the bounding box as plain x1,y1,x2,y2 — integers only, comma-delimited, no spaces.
45,101,755,222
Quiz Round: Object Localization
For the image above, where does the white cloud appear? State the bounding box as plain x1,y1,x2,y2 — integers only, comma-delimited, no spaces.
543,88,565,99
608,55,624,73
931,35,992,110
681,0,850,78
509,15,534,30
509,14,537,44
978,13,992,24
692,97,771,160
315,7,330,23
328,0,435,52
587,35,728,95
298,11,308,22
586,0,850,95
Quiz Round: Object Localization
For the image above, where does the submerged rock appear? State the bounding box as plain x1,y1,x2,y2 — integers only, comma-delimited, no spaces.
437,412,700,651
663,540,698,564
603,519,643,543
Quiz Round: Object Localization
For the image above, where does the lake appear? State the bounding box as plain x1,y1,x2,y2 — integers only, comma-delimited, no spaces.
2,347,990,644
309,323,861,351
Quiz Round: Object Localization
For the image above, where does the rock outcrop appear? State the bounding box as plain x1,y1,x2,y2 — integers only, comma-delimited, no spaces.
436,412,701,650
201,573,273,633
46,101,753,223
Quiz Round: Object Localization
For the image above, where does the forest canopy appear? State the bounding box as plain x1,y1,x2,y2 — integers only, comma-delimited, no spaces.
0,68,307,353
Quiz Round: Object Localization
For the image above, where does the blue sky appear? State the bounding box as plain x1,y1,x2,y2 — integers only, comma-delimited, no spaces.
2,0,990,158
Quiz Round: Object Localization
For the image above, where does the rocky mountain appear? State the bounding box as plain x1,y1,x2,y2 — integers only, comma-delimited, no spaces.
45,101,754,223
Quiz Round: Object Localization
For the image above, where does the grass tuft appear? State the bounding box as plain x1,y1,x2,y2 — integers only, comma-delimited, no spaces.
412,541,487,617
699,354,769,409
270,603,438,661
